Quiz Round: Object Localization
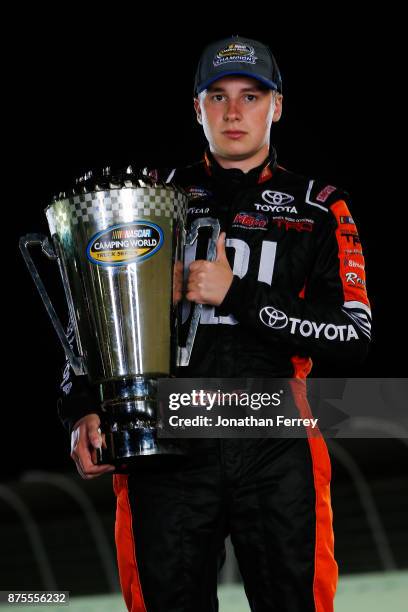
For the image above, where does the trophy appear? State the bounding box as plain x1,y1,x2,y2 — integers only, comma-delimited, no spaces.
19,167,220,466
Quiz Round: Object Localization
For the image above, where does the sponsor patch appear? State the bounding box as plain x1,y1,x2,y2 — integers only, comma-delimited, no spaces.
340,215,355,225
186,186,213,200
272,216,314,232
341,231,361,246
259,306,358,341
255,203,298,213
261,190,295,206
188,206,210,215
344,249,363,255
87,222,163,267
344,259,364,270
316,185,336,202
232,212,268,229
345,272,366,287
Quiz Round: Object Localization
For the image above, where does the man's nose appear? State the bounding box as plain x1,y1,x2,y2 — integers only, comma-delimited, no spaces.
224,100,242,121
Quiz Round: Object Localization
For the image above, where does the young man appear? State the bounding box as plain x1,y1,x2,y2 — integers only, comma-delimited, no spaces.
60,35,371,611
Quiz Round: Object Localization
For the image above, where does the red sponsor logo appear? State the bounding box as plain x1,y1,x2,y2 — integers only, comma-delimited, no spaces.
272,219,313,232
316,185,336,202
233,213,267,228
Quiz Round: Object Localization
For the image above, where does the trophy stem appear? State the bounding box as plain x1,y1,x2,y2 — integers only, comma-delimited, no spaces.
98,376,185,463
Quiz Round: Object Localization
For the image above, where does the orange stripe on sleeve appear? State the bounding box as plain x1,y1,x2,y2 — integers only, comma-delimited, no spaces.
330,200,370,308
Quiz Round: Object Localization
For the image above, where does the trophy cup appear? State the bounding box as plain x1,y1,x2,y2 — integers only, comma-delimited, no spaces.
19,167,219,466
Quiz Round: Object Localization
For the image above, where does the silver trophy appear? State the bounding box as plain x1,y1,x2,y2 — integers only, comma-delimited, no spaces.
19,167,219,466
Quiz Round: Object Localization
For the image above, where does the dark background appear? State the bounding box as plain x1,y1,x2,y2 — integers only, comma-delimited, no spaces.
7,15,405,480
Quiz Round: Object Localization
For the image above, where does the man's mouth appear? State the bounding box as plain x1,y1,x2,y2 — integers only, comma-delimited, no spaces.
223,131,246,139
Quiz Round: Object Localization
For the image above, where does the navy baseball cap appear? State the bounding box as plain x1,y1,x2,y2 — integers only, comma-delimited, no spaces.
194,35,282,96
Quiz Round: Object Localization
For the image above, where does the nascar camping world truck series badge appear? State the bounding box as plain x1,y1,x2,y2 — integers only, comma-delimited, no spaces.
87,222,163,266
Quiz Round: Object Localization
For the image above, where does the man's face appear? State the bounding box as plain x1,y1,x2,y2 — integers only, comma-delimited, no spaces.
193,75,282,161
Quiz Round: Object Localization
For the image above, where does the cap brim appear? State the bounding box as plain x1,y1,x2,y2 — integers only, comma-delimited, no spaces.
196,71,278,94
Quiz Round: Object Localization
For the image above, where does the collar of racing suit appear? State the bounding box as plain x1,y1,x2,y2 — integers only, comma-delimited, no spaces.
203,145,278,186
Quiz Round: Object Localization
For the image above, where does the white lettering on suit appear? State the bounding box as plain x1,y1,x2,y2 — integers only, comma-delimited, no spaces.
182,237,277,326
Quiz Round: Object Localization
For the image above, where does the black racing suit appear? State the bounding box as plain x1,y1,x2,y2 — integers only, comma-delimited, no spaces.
58,146,371,611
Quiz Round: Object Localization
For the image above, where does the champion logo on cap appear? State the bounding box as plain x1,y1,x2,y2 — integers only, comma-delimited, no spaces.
214,43,258,66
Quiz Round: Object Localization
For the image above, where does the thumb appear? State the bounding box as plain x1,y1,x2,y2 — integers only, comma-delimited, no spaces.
216,232,228,262
88,425,103,450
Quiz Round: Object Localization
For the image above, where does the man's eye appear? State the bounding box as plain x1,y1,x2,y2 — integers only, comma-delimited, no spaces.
212,95,225,102
245,94,257,101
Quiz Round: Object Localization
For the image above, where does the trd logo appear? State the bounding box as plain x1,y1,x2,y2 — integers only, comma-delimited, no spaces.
341,232,361,246
272,219,313,232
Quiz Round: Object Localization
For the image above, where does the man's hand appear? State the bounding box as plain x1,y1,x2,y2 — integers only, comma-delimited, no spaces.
173,259,183,305
186,232,233,305
70,414,115,479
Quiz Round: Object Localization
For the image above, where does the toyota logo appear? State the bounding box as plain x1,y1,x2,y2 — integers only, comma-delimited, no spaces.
262,190,294,205
259,306,288,329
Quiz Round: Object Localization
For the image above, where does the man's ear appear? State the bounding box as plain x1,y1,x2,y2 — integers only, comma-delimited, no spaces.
272,94,283,123
193,97,203,125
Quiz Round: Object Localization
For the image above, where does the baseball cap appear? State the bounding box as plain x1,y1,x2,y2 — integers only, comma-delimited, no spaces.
194,35,282,96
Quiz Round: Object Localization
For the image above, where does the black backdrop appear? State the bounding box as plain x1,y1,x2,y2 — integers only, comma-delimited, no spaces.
7,16,405,479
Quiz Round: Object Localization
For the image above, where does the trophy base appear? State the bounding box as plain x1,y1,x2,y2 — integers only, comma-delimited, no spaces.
99,428,187,468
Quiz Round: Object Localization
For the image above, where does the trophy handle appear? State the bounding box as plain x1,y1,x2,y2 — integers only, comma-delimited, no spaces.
177,217,221,367
19,233,86,375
